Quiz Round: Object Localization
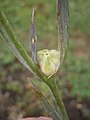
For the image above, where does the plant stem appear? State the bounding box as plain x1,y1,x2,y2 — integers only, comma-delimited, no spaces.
47,77,69,120
0,12,47,82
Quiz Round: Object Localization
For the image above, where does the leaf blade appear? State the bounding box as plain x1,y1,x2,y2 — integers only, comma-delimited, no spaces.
0,11,47,82
28,78,62,120
0,12,36,73
57,0,69,66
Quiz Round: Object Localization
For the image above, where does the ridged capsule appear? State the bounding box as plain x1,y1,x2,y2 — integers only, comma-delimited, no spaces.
37,49,60,78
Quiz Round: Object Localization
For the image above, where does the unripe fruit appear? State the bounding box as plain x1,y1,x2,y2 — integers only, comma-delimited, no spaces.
37,49,60,78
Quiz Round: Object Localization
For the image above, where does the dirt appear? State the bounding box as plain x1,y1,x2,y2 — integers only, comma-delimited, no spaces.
64,97,90,120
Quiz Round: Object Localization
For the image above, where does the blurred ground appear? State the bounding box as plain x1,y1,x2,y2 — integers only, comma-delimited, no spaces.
0,0,90,120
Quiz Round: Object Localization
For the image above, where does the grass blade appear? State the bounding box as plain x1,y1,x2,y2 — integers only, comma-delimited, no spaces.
0,25,31,70
57,0,69,66
28,78,62,120
0,12,36,73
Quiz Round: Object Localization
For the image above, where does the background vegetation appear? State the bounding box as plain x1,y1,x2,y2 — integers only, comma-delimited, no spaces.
0,0,90,120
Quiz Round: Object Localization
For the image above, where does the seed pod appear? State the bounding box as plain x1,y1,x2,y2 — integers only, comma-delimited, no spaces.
37,49,60,78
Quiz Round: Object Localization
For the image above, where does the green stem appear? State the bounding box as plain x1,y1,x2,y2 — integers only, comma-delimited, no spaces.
47,77,69,120
0,11,47,82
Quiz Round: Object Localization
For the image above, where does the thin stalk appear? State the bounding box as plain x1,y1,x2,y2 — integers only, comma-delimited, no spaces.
47,77,69,120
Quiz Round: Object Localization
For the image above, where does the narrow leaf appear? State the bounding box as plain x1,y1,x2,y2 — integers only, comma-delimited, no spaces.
0,12,47,82
30,8,37,64
0,12,36,73
28,78,62,120
56,0,69,66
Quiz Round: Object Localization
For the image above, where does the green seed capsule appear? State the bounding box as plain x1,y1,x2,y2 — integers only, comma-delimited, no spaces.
37,49,60,78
